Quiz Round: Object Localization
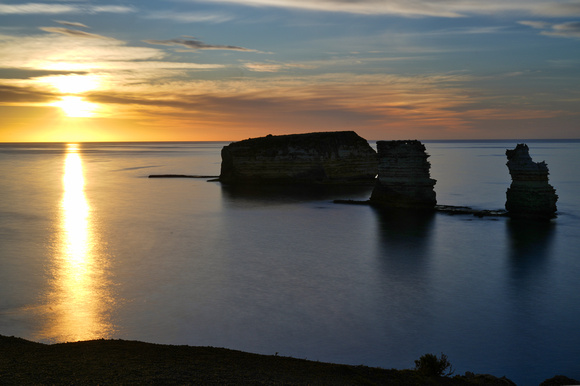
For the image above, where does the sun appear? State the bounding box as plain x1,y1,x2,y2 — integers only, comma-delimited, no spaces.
37,74,103,118
39,74,102,94
51,96,99,118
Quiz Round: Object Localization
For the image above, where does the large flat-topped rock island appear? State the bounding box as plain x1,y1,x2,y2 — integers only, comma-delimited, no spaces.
219,131,377,184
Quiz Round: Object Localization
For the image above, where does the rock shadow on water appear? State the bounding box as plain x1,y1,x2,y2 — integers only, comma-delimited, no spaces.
370,207,437,358
373,207,436,248
372,207,436,277
220,184,374,207
502,219,565,385
506,218,555,281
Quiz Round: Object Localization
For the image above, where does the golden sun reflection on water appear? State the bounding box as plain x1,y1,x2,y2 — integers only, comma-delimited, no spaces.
39,144,116,342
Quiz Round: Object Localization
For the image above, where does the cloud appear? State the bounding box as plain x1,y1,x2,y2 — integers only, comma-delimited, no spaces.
39,27,109,39
190,0,580,18
144,37,259,52
0,3,77,14
0,26,230,113
88,6,135,14
518,20,552,29
76,69,577,140
520,20,580,38
543,21,580,38
0,3,135,15
187,0,463,17
79,73,479,133
54,20,90,29
242,63,284,72
534,1,580,16
0,30,226,74
0,84,54,103
242,62,316,72
144,11,234,23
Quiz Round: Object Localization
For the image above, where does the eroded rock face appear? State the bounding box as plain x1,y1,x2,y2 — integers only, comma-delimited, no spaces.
505,143,558,220
219,131,377,184
370,140,436,209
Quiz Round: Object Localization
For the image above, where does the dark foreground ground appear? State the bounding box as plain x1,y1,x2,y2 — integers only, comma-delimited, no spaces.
0,335,575,385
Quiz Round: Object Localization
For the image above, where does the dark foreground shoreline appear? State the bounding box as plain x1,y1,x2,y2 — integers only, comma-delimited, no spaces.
5,335,575,385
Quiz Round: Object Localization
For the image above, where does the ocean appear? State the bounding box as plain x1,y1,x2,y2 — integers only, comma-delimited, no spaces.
0,140,579,385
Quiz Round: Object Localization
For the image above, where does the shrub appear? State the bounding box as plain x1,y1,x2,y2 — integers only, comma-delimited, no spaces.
414,353,454,377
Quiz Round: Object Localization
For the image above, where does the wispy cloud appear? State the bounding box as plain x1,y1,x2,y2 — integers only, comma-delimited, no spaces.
543,21,580,38
0,3,77,15
430,26,508,35
88,6,135,14
2,2,578,140
518,20,552,29
190,0,580,17
520,20,580,38
0,24,230,113
144,11,234,24
0,30,226,74
54,20,90,29
144,37,260,52
184,0,462,17
73,73,467,138
2,67,570,140
242,62,315,72
73,68,577,140
39,27,109,39
0,3,135,15
533,1,580,16
242,63,284,72
0,84,54,103
80,73,478,131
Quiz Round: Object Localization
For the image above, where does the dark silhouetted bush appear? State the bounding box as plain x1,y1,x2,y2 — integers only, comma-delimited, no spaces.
414,353,454,377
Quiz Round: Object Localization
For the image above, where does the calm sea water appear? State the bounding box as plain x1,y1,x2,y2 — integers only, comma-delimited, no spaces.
0,140,579,385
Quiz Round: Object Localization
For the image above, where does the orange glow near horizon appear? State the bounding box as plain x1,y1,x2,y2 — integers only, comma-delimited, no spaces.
36,143,116,342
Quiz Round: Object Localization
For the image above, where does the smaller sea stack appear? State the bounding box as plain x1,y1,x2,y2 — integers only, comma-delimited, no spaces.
370,140,436,209
505,144,557,220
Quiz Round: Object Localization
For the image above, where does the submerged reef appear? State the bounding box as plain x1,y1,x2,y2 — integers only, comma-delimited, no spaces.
219,131,377,185
505,144,558,220
369,140,437,209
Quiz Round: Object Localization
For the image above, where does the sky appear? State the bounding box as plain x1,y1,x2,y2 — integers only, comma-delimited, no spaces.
0,0,579,142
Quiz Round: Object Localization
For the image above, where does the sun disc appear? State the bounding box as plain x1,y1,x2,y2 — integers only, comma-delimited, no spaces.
52,96,99,118
40,75,101,94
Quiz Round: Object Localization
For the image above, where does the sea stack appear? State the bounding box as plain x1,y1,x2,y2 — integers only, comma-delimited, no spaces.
219,131,377,184
369,140,436,209
505,144,558,220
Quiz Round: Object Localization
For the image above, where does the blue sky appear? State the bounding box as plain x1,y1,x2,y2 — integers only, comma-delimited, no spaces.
0,0,579,141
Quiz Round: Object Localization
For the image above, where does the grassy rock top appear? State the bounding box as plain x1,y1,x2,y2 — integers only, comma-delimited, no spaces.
225,131,375,156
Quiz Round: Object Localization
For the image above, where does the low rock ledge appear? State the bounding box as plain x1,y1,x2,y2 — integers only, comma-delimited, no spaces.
334,199,508,218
